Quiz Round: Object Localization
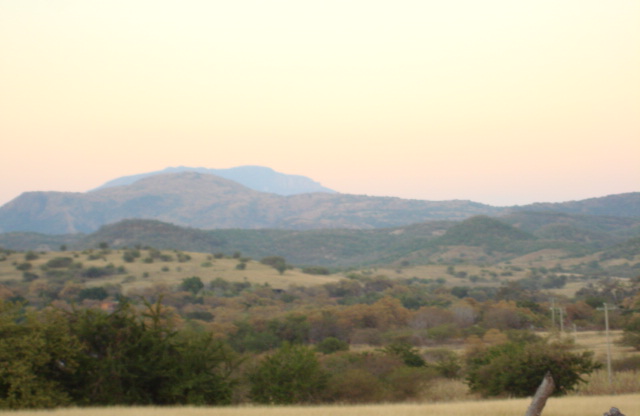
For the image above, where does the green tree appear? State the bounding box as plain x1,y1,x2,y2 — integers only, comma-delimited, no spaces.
0,301,81,409
180,276,204,295
65,299,237,405
248,343,329,404
260,256,288,275
382,342,426,367
316,337,349,354
466,338,600,397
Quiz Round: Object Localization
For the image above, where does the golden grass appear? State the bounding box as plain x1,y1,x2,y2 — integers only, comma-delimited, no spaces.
560,330,639,363
574,369,640,395
3,247,604,295
0,250,341,293
5,395,639,416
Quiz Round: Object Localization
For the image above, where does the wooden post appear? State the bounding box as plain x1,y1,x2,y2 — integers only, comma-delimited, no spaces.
524,372,555,416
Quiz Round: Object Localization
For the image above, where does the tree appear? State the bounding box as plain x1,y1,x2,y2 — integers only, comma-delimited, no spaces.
248,343,329,404
64,299,237,405
466,338,600,397
382,342,426,367
316,337,349,354
0,301,81,409
260,256,288,275
180,276,204,295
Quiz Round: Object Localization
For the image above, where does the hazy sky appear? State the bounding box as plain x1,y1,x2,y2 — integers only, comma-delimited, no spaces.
1,1,638,207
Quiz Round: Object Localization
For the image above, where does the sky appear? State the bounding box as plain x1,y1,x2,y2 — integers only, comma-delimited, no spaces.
1,0,639,207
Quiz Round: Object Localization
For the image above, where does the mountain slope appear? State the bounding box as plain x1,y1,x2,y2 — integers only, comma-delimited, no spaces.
3,212,640,269
513,192,640,218
0,172,500,234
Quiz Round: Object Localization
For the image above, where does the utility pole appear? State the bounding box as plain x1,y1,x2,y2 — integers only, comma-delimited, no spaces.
550,298,556,331
598,303,617,389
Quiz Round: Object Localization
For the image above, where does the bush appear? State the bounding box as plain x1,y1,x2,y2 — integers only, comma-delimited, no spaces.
316,337,349,354
382,342,426,367
260,256,287,274
180,276,204,295
302,266,331,275
77,287,109,301
46,257,74,268
82,265,121,278
321,351,434,403
466,338,601,397
248,343,329,404
25,251,39,261
16,262,32,271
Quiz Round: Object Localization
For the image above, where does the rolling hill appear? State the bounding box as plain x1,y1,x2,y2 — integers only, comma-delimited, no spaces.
3,211,639,271
0,172,501,234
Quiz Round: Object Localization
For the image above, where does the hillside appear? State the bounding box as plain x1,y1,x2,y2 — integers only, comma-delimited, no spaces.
1,165,637,235
512,192,640,218
0,172,500,234
3,212,640,274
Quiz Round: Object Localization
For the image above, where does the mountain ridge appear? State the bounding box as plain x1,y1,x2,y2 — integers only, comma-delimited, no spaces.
0,171,503,234
0,167,638,235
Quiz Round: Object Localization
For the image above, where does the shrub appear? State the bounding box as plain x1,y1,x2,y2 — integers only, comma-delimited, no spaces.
321,350,434,403
316,337,349,354
22,272,39,282
16,262,32,271
77,287,109,301
302,266,331,275
46,257,74,268
248,343,329,404
25,251,39,261
260,256,288,274
180,276,204,295
325,368,387,403
382,342,426,367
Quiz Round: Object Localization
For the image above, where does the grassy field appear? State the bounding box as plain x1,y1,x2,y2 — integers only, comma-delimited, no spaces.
0,249,342,292
1,246,607,297
5,394,639,416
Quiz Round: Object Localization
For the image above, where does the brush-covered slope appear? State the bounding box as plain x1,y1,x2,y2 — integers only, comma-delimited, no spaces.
499,211,640,249
513,192,640,218
0,172,500,234
436,215,535,247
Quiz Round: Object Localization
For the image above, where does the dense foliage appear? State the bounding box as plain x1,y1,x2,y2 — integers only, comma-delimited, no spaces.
466,337,601,397
248,343,329,404
0,300,238,409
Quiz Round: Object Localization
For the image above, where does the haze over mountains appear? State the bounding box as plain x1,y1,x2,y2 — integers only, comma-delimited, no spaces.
0,166,638,236
93,166,337,195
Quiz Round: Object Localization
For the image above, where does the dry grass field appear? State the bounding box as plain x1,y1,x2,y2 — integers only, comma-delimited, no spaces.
1,247,606,297
0,249,342,293
5,394,639,416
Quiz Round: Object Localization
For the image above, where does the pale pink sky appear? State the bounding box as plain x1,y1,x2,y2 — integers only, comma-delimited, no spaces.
1,0,638,207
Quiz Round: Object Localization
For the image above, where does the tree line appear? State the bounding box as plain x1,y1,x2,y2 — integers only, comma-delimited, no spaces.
0,298,602,409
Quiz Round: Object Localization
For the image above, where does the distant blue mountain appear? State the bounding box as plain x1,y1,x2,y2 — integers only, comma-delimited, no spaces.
93,166,337,196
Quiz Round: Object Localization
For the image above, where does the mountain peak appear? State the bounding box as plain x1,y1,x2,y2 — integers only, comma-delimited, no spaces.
93,166,337,196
